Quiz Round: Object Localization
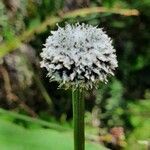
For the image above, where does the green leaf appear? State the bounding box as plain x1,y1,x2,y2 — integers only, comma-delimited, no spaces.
0,120,106,150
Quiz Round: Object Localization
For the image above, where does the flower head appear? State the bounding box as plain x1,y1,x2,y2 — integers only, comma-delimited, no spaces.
40,23,118,89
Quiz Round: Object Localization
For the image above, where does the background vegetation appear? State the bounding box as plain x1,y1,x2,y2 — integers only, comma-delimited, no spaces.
0,0,150,149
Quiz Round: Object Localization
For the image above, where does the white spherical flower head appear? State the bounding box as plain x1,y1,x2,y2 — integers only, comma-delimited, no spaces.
40,23,118,89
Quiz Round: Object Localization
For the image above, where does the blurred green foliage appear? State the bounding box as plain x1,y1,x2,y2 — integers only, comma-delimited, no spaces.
0,0,150,149
0,119,105,150
127,100,150,150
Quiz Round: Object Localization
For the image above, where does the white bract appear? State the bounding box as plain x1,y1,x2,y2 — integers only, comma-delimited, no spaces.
40,23,118,89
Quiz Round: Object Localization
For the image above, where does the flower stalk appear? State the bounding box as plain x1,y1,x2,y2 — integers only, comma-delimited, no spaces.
72,87,85,150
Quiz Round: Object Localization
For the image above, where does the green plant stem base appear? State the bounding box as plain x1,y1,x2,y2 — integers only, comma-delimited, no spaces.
72,87,85,150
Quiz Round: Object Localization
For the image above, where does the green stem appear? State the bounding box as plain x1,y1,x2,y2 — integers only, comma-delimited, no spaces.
72,87,85,150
